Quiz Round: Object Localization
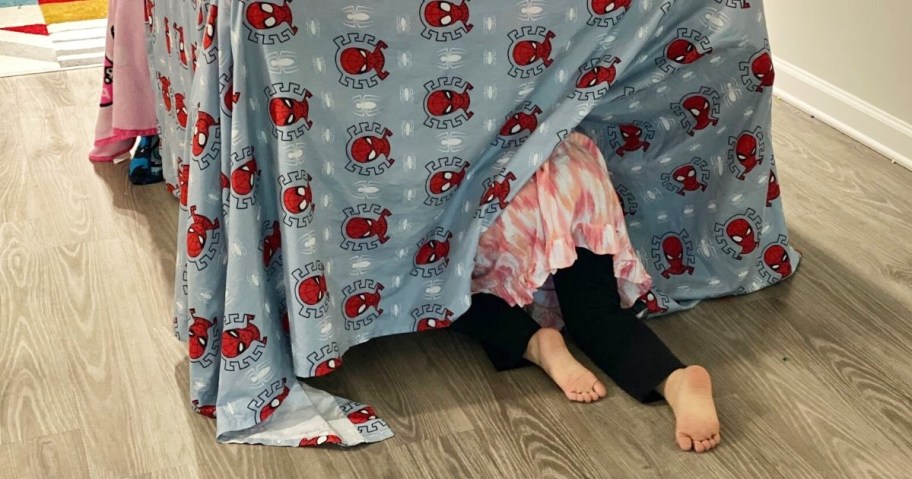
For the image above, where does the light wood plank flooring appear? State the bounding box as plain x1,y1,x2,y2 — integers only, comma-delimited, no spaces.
1,68,910,479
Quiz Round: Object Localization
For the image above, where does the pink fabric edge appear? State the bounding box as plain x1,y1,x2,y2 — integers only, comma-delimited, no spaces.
112,127,158,138
480,222,653,310
94,128,158,147
88,144,134,163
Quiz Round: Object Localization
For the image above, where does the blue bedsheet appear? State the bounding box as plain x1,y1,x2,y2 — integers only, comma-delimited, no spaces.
150,0,799,446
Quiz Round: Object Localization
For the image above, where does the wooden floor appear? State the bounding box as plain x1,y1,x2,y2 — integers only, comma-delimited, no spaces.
1,69,911,479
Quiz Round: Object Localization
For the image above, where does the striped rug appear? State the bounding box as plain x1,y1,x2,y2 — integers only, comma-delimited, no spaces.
0,0,107,77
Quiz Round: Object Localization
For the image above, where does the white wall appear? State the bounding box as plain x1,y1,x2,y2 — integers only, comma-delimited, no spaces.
764,0,912,169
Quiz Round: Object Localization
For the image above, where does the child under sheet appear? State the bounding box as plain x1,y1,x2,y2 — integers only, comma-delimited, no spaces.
149,0,799,447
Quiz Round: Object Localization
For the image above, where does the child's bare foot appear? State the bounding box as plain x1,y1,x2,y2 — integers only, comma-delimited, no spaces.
523,328,607,403
660,365,721,453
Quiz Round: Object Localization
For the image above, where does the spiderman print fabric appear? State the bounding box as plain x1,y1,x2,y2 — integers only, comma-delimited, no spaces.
149,0,799,447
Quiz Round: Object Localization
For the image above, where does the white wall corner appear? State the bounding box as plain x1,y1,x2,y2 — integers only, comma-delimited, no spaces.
772,56,912,173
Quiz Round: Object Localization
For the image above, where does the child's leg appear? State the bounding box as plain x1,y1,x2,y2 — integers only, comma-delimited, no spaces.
450,293,539,372
553,248,684,403
552,247,720,452
452,293,606,402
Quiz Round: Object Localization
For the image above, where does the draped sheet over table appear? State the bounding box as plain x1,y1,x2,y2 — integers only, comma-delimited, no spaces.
148,0,800,446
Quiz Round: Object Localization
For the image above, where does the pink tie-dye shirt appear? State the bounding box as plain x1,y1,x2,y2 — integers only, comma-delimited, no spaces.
472,132,653,328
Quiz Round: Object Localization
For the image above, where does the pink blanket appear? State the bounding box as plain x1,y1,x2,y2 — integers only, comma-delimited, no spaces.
89,0,157,162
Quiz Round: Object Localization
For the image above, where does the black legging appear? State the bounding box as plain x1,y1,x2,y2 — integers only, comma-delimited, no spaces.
452,248,684,403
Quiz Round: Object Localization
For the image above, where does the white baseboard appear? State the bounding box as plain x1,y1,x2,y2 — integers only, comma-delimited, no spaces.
773,56,912,172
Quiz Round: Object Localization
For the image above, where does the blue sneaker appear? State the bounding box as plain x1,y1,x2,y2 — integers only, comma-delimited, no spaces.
129,135,164,185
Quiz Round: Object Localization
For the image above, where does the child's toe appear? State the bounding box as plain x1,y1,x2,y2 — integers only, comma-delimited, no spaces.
676,434,693,451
